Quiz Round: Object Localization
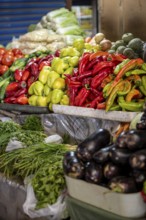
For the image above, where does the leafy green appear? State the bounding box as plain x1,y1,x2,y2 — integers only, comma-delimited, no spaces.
21,115,44,131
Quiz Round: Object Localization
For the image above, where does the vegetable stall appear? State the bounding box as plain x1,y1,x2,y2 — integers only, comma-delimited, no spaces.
1,6,146,220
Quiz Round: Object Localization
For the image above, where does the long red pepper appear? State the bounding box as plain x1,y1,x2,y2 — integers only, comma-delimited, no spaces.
78,53,91,74
74,87,90,106
92,61,114,75
91,67,111,89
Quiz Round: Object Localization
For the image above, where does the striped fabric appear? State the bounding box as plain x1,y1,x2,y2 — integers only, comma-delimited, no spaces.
0,0,66,46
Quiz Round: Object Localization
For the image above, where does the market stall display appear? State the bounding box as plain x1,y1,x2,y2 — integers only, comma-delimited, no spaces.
1,5,146,220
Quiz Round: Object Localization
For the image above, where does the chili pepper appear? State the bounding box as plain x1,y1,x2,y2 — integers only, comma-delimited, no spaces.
125,89,142,102
69,88,78,106
106,58,144,97
114,59,130,74
4,96,16,104
6,82,19,93
72,68,79,77
14,69,23,81
27,76,35,88
90,88,100,97
89,51,109,61
126,69,146,76
92,61,114,75
15,88,28,97
109,104,121,111
81,77,92,87
30,62,39,76
86,57,102,70
142,63,146,71
97,102,106,110
16,94,28,105
91,67,111,89
0,80,10,101
68,80,82,89
18,81,27,89
108,53,127,62
142,76,146,90
74,87,90,106
118,96,144,112
106,80,131,111
101,74,114,88
21,70,30,81
127,75,141,86
88,94,104,109
77,71,93,81
139,85,146,96
78,53,91,74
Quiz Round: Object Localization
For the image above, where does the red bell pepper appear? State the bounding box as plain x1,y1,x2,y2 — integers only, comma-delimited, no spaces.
4,97,16,104
74,87,90,106
21,70,30,81
14,69,23,81
16,94,28,105
6,82,19,93
30,62,39,76
27,76,35,88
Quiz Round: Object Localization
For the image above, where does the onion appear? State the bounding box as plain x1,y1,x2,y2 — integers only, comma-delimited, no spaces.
100,39,112,51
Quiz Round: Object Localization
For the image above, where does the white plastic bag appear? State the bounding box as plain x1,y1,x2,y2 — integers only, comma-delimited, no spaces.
44,134,63,144
23,181,67,220
6,137,26,151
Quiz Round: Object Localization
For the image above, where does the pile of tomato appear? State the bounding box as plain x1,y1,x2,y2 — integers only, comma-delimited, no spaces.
0,48,24,75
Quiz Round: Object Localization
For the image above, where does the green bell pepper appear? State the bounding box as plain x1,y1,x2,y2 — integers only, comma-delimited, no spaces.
33,81,44,96
51,89,64,104
38,66,51,84
47,71,60,88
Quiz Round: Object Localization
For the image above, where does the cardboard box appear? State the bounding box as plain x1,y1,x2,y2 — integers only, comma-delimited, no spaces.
98,0,146,41
65,176,146,218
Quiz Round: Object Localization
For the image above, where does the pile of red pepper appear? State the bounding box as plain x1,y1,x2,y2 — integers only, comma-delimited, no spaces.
66,51,126,109
4,54,54,105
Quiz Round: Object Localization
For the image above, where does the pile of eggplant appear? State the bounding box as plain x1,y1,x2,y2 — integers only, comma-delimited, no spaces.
63,104,146,194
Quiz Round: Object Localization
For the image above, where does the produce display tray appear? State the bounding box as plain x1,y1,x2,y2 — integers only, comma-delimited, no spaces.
65,176,146,219
0,103,50,114
52,105,138,122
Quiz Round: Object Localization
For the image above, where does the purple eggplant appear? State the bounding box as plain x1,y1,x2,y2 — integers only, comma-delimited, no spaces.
93,144,114,164
103,162,121,180
129,149,146,170
115,130,129,149
76,129,111,162
108,176,137,193
63,151,85,179
109,146,131,166
130,169,146,190
136,120,146,130
85,161,103,184
116,129,146,150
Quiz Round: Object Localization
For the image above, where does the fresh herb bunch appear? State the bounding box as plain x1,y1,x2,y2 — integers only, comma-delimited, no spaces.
0,120,20,133
21,115,44,131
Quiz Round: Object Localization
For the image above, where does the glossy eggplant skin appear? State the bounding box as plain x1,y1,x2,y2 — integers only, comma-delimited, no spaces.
115,131,129,149
63,151,85,179
136,120,146,130
85,161,103,184
103,162,121,180
130,169,146,191
109,146,131,166
116,129,146,150
129,149,146,170
76,129,111,162
93,144,114,164
108,176,137,193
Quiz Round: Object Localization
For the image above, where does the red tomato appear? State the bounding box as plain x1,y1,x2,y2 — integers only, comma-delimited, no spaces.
12,48,23,56
14,54,24,59
0,64,9,75
1,54,14,67
0,54,3,63
0,48,6,55
4,50,14,56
